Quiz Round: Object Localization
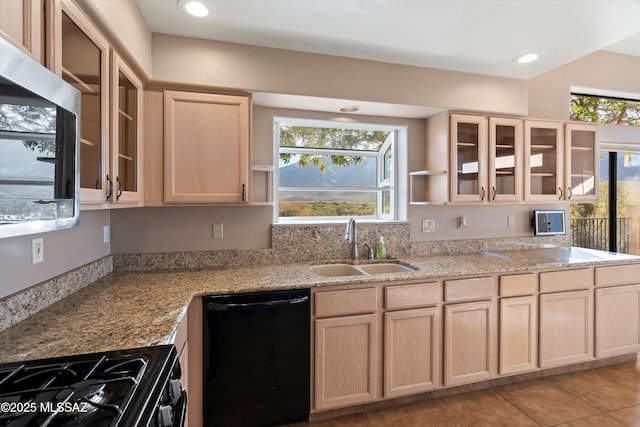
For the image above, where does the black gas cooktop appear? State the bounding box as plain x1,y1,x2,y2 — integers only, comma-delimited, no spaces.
0,345,184,427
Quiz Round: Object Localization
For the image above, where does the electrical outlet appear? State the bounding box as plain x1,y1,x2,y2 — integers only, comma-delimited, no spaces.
32,238,44,264
422,219,435,233
508,215,515,228
212,223,224,239
457,216,467,229
103,225,110,243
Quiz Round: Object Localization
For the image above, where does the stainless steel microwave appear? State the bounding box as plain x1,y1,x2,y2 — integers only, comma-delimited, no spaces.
0,37,80,238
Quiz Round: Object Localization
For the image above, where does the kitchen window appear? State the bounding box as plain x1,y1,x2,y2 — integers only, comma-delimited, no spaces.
274,118,399,222
569,93,640,254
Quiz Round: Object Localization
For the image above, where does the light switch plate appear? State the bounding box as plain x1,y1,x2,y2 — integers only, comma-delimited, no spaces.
508,215,515,228
103,225,110,243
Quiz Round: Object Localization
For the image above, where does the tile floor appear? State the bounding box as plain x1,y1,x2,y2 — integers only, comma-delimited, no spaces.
292,356,640,426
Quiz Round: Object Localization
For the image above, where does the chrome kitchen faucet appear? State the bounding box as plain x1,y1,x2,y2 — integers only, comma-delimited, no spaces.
345,217,358,260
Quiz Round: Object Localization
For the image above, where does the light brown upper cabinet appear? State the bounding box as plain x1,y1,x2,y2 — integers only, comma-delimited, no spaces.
489,117,523,202
564,122,597,202
0,0,43,62
524,120,564,202
420,113,523,204
525,120,598,203
53,0,110,205
450,114,488,203
164,91,250,204
0,0,44,64
48,0,144,207
109,53,143,205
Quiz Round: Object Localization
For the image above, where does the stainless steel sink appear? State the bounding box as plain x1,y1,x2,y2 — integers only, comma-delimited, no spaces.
311,262,417,277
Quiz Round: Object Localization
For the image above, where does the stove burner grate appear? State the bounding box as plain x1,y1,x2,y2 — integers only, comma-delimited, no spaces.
0,353,149,427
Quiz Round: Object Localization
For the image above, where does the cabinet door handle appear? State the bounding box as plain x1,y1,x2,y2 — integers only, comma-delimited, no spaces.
481,186,486,201
116,176,124,201
106,174,113,202
492,186,496,201
242,183,246,202
558,187,563,200
567,186,572,199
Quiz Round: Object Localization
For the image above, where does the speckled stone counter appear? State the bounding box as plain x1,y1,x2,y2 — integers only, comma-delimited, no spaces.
0,246,638,364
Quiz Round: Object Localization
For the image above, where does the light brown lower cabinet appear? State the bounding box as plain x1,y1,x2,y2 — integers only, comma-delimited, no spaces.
539,290,593,368
444,301,497,386
596,284,640,358
384,307,441,398
499,295,537,374
179,298,202,427
314,314,378,410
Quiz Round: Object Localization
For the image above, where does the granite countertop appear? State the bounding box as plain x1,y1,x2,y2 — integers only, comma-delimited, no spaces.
0,246,638,364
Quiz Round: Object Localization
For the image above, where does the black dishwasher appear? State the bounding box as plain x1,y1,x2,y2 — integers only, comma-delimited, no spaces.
203,288,310,427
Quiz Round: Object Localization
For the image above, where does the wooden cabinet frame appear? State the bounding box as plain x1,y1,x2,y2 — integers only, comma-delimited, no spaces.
110,52,143,205
384,307,441,398
163,91,251,204
309,265,640,414
50,0,111,206
450,114,488,203
595,284,640,358
524,120,564,202
539,290,593,368
0,0,43,62
314,314,378,410
444,300,497,386
565,122,598,202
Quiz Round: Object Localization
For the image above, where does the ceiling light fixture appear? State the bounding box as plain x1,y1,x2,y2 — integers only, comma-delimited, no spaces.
178,0,210,17
340,105,360,113
513,52,540,64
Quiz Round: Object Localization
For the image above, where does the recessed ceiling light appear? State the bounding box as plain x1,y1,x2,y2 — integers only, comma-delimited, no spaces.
340,105,360,113
178,0,210,17
513,52,540,64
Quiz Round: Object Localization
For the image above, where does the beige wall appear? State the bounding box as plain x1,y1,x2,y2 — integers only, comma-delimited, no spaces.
0,210,110,300
151,34,529,116
110,106,422,253
78,0,153,79
529,50,640,120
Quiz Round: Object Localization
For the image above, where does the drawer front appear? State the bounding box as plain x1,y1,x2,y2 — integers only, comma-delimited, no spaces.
315,287,378,317
444,276,494,302
500,274,537,297
385,282,440,310
539,269,593,293
596,264,640,287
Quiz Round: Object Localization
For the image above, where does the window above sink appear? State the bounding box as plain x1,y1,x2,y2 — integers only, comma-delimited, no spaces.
275,117,405,223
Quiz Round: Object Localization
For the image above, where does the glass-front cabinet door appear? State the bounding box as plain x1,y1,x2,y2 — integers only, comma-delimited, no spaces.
565,123,597,201
524,120,564,202
450,114,488,203
58,0,109,204
110,53,143,204
489,117,522,202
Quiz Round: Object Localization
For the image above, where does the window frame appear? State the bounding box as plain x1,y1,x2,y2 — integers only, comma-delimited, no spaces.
274,117,400,223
